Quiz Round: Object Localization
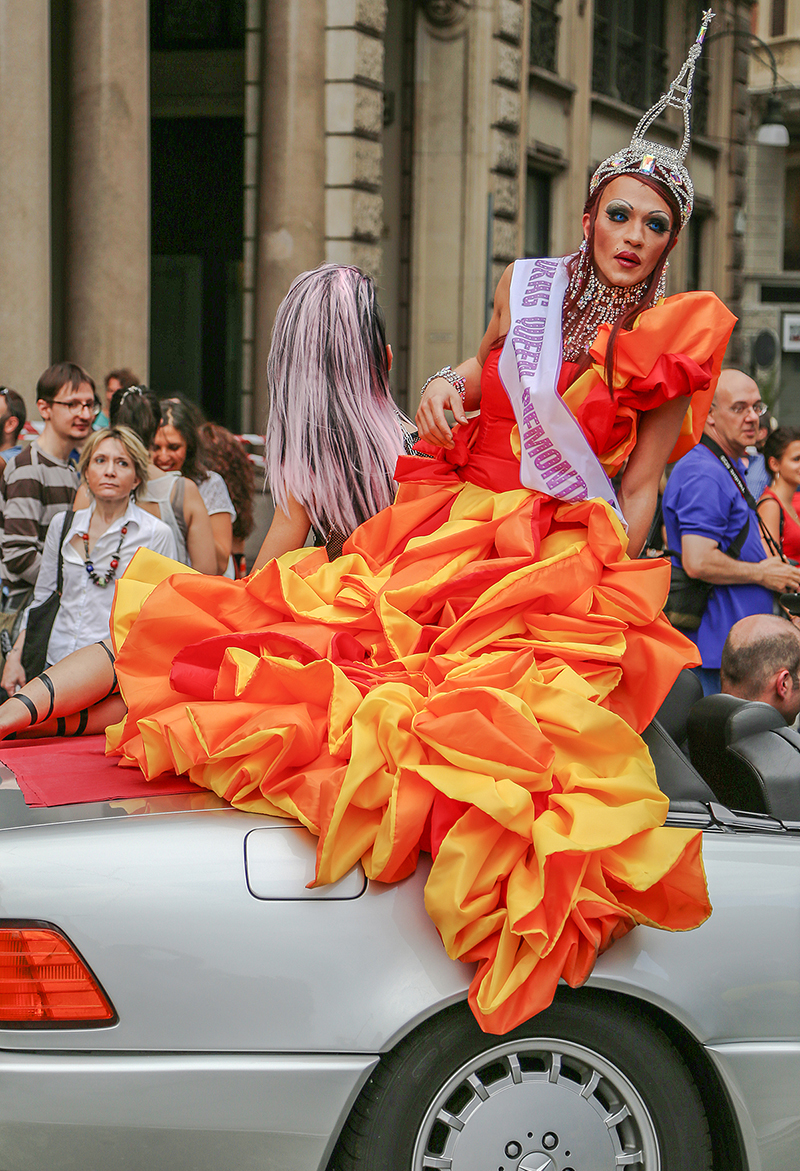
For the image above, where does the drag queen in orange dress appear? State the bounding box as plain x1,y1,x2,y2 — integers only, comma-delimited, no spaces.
0,17,734,1034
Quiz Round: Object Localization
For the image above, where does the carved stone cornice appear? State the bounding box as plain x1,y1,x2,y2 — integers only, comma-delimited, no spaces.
418,0,470,30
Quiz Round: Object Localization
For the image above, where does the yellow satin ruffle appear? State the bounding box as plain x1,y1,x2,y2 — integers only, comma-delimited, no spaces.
108,480,709,1033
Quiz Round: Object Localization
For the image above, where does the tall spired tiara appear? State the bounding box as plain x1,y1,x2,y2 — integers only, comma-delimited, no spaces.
589,9,715,229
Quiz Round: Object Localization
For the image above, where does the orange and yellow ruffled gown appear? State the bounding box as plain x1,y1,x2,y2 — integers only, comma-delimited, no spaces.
108,291,735,1033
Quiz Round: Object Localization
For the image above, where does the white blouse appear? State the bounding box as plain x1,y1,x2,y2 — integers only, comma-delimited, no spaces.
26,500,177,667
198,471,235,519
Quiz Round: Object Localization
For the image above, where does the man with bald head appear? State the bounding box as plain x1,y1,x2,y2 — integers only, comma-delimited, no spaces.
663,370,800,695
721,614,800,723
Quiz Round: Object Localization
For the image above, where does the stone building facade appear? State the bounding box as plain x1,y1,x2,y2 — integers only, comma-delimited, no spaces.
741,0,800,421
0,0,751,430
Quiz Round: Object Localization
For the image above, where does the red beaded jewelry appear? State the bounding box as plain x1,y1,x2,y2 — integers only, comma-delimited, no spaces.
81,525,127,588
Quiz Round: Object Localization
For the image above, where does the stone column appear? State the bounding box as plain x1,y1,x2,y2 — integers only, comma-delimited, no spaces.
410,0,495,395
0,1,51,404
489,0,524,289
65,0,149,386
240,0,264,434
564,0,593,253
325,0,386,278
252,0,326,428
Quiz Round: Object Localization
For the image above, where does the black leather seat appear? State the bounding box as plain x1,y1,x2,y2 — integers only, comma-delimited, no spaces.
687,695,787,814
640,671,715,811
725,724,800,822
641,719,716,811
654,669,702,755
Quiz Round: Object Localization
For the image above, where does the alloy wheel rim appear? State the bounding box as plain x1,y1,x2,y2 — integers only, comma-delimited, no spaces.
412,1036,661,1171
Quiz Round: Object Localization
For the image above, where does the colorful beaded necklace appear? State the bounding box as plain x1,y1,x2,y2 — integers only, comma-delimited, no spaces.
80,525,127,587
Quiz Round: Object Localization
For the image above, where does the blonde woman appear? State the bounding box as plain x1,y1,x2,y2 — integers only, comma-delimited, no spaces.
1,427,176,697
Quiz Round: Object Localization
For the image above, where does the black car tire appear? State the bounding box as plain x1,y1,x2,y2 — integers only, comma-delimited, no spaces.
328,992,712,1171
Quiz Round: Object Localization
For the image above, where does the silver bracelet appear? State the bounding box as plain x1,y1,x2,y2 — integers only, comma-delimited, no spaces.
420,365,467,403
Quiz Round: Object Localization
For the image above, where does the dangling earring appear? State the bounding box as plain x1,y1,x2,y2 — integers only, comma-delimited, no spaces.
576,238,592,306
654,259,669,302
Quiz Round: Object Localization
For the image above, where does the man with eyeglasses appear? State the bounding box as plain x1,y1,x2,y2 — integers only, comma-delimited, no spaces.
0,362,96,611
663,369,800,696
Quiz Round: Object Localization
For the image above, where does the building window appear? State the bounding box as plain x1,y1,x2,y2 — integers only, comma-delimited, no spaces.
686,209,709,292
530,0,560,74
151,0,246,51
525,169,552,259
592,0,667,111
785,163,800,271
691,55,710,137
689,3,711,137
772,0,787,39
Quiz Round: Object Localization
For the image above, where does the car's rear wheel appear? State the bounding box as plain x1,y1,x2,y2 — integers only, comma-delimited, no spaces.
328,994,712,1171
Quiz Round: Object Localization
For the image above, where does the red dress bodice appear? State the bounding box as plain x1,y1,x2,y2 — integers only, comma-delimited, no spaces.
405,331,716,498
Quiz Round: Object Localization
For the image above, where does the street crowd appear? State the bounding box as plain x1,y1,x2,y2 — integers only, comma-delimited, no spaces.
0,363,255,704
657,366,800,722
2,353,800,736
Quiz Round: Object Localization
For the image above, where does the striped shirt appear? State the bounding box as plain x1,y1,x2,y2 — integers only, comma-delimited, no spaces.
0,441,78,606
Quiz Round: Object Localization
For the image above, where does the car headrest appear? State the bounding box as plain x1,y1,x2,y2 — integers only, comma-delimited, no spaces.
687,695,786,813
728,726,800,822
654,669,703,750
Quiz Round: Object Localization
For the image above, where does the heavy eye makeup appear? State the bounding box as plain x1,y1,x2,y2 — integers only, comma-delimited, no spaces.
604,200,670,234
604,200,632,223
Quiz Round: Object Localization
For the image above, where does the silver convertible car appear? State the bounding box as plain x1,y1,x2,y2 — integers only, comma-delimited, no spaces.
1,679,799,1171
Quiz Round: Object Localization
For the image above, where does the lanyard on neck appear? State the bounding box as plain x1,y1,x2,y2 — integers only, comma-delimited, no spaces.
699,434,784,560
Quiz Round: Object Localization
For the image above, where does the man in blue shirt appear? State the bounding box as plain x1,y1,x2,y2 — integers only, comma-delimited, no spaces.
663,369,800,695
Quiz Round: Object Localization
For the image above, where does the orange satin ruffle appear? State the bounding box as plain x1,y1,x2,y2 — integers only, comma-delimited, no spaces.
108,478,710,1034
583,290,736,465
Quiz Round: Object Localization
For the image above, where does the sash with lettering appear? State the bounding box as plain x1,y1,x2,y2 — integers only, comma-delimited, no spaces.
497,256,627,529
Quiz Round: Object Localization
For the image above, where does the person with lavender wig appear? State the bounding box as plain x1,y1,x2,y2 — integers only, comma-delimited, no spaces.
252,263,406,567
0,263,408,740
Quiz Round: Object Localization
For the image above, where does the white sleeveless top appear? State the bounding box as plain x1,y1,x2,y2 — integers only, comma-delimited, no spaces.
141,471,189,564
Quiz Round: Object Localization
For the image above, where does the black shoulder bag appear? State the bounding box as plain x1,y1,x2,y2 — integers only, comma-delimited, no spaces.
664,435,783,632
21,510,74,679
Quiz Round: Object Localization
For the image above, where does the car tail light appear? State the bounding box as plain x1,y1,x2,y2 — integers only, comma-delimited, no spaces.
0,923,115,1025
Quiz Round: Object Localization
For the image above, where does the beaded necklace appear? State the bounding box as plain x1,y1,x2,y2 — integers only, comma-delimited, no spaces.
561,266,650,363
80,524,127,587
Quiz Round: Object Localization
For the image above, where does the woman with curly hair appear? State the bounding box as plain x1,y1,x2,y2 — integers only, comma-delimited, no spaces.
198,422,256,578
153,398,236,574
112,387,217,574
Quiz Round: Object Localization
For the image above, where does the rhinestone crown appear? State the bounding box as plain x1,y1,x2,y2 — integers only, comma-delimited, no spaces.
589,10,715,229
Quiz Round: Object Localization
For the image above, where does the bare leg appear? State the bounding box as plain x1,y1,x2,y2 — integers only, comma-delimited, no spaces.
10,696,128,739
0,640,123,740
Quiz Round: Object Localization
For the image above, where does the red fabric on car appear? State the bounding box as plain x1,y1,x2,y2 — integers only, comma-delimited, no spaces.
0,734,200,807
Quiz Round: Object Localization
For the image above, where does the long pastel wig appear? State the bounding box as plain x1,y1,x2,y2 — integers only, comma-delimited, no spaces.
265,264,403,539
